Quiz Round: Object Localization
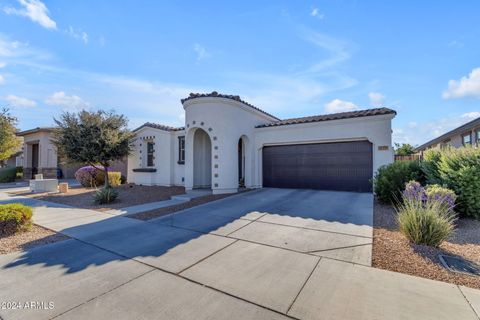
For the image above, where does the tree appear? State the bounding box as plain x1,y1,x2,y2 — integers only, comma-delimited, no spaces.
395,143,416,156
52,110,134,188
0,108,21,167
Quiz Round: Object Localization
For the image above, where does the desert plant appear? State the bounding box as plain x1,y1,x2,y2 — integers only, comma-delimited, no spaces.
373,161,425,203
0,108,22,165
0,203,33,235
396,196,456,247
425,184,457,211
52,110,134,188
0,166,17,183
93,187,118,204
422,149,443,185
97,171,122,187
74,166,105,188
402,180,426,202
422,147,480,218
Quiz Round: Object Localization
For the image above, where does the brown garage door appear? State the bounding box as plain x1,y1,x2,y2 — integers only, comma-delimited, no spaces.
262,141,373,192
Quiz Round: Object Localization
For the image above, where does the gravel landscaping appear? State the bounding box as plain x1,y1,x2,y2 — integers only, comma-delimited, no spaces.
130,193,238,221
373,199,480,289
0,225,68,255
10,184,186,211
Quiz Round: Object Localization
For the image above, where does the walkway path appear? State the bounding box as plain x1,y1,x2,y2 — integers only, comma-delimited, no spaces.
0,189,479,320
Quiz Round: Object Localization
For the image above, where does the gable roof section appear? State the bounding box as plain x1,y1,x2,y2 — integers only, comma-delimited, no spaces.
256,107,396,128
16,127,56,136
415,116,480,152
181,91,280,120
133,122,184,133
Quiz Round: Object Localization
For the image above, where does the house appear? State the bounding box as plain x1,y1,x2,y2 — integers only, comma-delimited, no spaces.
16,127,128,179
128,92,396,194
415,115,480,154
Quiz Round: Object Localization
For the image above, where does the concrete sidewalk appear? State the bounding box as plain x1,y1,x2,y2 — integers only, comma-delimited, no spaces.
0,189,479,320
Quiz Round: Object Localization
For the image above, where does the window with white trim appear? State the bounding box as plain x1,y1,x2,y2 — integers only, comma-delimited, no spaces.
147,141,155,167
178,136,185,164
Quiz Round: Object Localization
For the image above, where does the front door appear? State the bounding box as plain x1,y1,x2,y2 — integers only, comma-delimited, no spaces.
31,143,39,178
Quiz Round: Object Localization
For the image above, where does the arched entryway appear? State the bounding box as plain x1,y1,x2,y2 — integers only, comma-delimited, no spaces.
238,136,247,188
193,128,212,188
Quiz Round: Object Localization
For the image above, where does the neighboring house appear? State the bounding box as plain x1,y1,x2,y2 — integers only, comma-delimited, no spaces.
128,92,396,194
415,116,480,154
16,127,128,179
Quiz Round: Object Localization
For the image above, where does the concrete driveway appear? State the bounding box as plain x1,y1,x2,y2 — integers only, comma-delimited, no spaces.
0,188,479,320
153,188,374,265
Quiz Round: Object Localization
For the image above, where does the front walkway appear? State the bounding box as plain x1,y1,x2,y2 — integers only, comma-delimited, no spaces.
0,189,479,320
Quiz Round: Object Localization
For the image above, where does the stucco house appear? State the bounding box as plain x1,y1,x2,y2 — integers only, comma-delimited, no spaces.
17,127,128,179
128,92,396,194
415,115,480,154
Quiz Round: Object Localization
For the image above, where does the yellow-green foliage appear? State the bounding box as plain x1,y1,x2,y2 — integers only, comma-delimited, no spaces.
97,171,122,187
424,147,480,218
0,203,33,235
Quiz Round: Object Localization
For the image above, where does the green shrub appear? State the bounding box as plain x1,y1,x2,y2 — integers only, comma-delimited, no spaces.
373,161,425,204
423,147,480,218
425,184,457,210
93,187,118,204
0,203,33,235
97,171,122,187
421,149,443,185
396,197,456,247
0,166,17,183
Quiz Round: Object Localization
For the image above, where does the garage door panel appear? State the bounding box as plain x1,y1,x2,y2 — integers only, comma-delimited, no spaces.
262,141,373,192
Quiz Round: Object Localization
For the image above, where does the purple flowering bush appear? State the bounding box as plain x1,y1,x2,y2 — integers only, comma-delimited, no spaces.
402,180,456,212
396,181,457,246
74,166,106,188
402,181,426,202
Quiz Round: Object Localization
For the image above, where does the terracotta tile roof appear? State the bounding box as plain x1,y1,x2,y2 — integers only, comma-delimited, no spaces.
256,107,397,128
133,122,184,132
181,91,280,120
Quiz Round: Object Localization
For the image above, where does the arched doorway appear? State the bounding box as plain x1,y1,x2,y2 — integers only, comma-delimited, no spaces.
193,128,212,188
238,137,246,188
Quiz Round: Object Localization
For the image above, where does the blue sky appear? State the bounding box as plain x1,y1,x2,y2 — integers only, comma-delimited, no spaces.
0,0,479,145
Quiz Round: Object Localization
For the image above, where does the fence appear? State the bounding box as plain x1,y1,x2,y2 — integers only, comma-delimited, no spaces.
394,154,422,162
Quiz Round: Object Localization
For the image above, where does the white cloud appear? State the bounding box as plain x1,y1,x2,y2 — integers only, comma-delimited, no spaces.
461,111,480,119
324,99,358,114
65,26,88,44
310,8,325,19
4,0,56,30
298,28,350,74
393,111,480,145
0,74,4,85
0,62,5,68
44,91,90,111
193,43,211,62
5,94,37,107
442,67,480,99
368,92,386,107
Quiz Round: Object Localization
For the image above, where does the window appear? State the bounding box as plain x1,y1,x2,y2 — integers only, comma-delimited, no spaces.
462,133,472,146
147,142,155,167
178,136,185,164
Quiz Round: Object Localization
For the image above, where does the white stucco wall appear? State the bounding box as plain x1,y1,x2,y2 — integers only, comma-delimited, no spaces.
183,97,278,194
22,131,58,170
127,127,186,186
252,114,395,188
129,96,395,194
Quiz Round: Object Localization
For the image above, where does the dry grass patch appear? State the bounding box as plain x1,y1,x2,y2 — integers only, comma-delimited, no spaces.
373,200,480,289
0,225,68,255
10,184,185,211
